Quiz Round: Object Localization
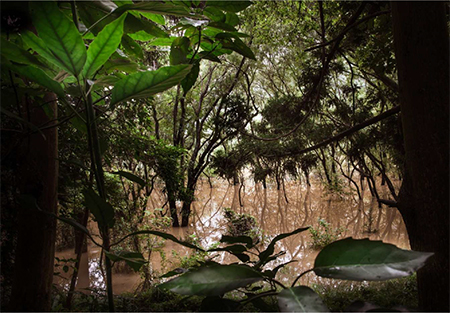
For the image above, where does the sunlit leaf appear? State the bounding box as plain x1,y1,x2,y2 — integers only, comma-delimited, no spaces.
83,188,115,229
314,238,434,281
278,286,329,312
111,64,192,105
82,13,127,79
159,264,263,296
29,1,86,77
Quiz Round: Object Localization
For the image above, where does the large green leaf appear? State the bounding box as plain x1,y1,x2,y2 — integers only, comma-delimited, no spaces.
278,286,329,312
114,2,191,17
314,238,434,281
83,188,115,229
124,14,168,38
181,61,200,94
82,13,127,79
258,227,309,266
3,58,65,98
29,1,86,77
170,37,190,65
0,38,47,69
206,1,252,13
105,250,147,272
111,64,192,105
158,264,263,296
220,37,256,60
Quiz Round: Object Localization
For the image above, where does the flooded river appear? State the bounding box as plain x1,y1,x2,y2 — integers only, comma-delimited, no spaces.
55,176,409,294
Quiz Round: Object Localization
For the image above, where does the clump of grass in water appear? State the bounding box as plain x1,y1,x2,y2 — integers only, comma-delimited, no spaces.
309,218,345,249
223,208,262,244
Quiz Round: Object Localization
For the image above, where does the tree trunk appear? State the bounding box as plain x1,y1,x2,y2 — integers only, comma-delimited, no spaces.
181,200,192,227
391,3,449,311
169,197,179,227
10,94,58,311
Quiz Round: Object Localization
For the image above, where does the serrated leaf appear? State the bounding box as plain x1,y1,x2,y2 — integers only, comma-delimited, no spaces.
206,1,252,13
113,170,146,187
170,37,190,65
82,13,127,79
29,1,86,77
313,238,434,281
83,188,115,229
278,286,329,312
258,227,309,267
111,64,192,105
158,264,263,296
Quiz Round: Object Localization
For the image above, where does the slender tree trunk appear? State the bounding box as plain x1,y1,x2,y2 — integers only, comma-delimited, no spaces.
168,197,179,227
391,3,449,311
10,94,58,311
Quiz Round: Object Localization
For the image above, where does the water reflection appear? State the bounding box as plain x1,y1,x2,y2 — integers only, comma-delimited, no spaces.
55,177,408,294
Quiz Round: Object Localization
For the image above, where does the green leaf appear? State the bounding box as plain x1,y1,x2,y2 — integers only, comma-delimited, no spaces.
0,38,47,69
206,1,252,13
82,13,127,79
121,34,144,59
3,60,65,98
225,12,240,27
278,286,329,312
105,251,147,272
124,14,168,38
170,37,191,65
29,1,86,77
220,37,256,60
113,229,204,251
220,235,254,248
111,64,192,105
158,264,263,296
83,188,115,229
208,21,237,32
149,37,177,46
139,12,165,25
258,227,309,266
313,238,434,281
181,61,200,94
113,171,146,187
114,2,191,17
203,7,226,22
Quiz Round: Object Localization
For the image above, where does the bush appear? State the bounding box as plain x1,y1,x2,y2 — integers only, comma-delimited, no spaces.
309,218,345,249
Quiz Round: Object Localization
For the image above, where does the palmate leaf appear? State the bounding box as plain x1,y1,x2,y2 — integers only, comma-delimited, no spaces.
111,64,192,105
82,13,127,79
313,238,434,281
158,264,263,296
278,286,329,312
29,1,86,77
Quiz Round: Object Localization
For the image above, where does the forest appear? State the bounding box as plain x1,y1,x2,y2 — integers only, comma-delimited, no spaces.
0,1,448,312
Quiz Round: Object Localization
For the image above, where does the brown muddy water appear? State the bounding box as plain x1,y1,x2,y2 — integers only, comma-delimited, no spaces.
55,176,408,294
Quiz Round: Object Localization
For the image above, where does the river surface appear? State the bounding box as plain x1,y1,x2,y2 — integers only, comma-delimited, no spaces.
55,176,409,294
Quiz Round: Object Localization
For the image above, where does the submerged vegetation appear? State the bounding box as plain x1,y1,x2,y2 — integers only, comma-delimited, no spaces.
1,0,448,312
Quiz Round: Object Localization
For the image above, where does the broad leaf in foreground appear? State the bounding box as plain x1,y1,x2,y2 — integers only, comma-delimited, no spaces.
105,251,147,272
29,1,86,77
158,264,263,296
111,64,192,105
83,188,115,229
278,286,329,312
82,13,127,79
314,238,433,281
